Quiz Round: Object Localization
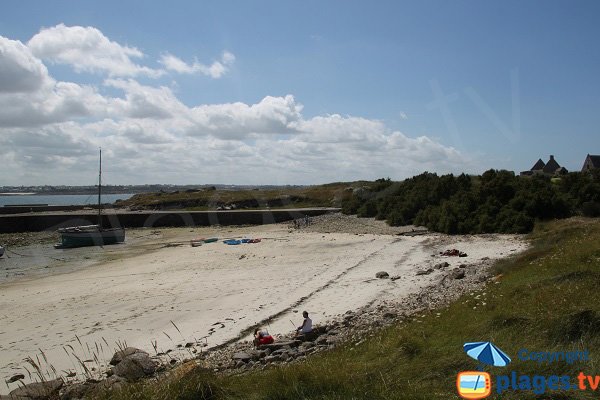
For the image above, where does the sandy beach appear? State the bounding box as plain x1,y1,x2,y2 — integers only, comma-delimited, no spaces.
0,215,527,393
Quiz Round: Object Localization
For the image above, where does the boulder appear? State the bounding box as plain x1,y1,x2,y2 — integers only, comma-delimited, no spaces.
110,347,148,366
258,340,301,351
263,355,280,363
451,269,466,279
434,262,449,269
315,335,328,345
257,350,269,359
375,271,389,279
232,352,253,362
112,352,158,381
299,341,315,350
8,378,63,400
60,382,97,400
416,268,434,276
96,375,126,391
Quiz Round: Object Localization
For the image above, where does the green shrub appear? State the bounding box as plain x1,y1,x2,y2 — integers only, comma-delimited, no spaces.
342,171,599,234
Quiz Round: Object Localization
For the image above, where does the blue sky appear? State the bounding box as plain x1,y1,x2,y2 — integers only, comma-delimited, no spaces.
0,1,599,185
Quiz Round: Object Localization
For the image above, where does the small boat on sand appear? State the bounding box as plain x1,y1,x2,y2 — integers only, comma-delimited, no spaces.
56,149,125,248
0,245,4,257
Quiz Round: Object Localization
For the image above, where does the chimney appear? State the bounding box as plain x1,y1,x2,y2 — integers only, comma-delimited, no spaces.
550,155,554,161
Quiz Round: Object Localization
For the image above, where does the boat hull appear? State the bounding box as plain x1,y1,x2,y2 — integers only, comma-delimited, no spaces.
58,228,125,248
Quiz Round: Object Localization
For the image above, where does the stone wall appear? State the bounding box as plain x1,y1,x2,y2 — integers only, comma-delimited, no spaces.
0,209,339,233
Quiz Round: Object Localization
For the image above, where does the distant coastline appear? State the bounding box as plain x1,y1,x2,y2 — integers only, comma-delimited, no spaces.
0,192,37,196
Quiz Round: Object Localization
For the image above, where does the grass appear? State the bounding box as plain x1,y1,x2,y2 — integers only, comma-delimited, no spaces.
91,217,600,400
117,183,356,211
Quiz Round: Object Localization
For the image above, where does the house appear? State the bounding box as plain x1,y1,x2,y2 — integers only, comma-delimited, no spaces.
581,154,600,172
520,155,568,176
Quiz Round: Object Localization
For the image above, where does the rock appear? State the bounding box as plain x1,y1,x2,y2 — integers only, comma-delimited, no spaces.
263,355,279,363
7,374,25,383
390,275,401,281
459,264,467,268
109,347,148,366
232,352,252,362
61,382,96,400
235,360,245,368
257,350,269,359
96,375,126,392
298,330,319,341
313,325,328,334
112,352,158,381
383,312,396,319
315,335,328,345
434,262,449,269
451,269,466,279
416,268,434,276
375,271,389,279
299,341,315,350
185,342,194,348
9,378,63,399
258,340,301,351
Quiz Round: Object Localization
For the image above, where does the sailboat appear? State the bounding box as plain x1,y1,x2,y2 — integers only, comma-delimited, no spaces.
56,149,125,248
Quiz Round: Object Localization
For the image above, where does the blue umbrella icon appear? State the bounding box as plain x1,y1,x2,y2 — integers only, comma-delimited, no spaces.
463,342,511,367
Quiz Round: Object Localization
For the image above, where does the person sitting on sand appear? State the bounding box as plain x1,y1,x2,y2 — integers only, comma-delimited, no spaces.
253,328,274,347
296,311,313,336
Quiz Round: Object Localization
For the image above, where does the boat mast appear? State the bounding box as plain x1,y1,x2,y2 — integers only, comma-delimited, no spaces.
98,148,102,228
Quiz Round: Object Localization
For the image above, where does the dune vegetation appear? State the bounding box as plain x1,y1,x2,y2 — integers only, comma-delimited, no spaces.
342,170,600,234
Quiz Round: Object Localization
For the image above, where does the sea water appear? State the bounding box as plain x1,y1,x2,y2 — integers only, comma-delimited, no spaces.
0,193,134,207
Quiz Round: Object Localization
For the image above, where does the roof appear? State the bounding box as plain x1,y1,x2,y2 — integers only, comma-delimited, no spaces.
587,155,600,168
531,159,545,171
543,157,561,173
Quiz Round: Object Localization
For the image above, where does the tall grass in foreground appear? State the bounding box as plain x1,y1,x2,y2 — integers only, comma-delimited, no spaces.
92,218,600,400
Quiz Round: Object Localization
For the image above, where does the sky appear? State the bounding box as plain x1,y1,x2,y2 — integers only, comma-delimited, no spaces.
0,0,599,186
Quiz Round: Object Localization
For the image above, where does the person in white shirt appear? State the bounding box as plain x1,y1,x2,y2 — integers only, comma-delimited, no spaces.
296,311,312,335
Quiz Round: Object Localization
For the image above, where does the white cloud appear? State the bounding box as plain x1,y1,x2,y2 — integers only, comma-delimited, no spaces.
0,36,48,93
104,79,187,120
0,28,476,185
160,51,235,78
27,24,163,78
187,95,302,138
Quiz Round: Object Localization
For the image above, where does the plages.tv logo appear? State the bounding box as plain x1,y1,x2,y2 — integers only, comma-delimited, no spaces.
457,342,511,399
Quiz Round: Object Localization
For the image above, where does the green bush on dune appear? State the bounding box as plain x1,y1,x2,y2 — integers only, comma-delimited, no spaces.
342,170,600,234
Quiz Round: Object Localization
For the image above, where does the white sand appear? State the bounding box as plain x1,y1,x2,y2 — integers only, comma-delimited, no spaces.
0,224,527,393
